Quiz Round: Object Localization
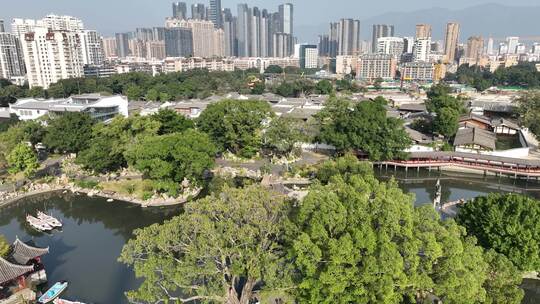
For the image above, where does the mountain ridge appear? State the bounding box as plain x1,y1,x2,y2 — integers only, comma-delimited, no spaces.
297,3,540,43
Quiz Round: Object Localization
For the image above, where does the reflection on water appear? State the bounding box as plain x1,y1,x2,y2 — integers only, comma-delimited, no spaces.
0,191,179,304
0,171,539,303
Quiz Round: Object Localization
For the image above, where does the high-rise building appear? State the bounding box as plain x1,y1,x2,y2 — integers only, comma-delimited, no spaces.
20,27,84,88
413,38,431,62
163,27,193,57
371,24,394,53
498,43,508,55
377,37,404,59
487,37,494,55
115,33,130,58
533,43,540,55
466,36,484,59
79,30,105,65
0,20,5,33
167,19,222,58
236,4,250,57
135,28,154,42
102,37,117,59
41,14,84,31
444,22,460,63
273,32,292,57
298,44,318,68
338,19,361,56
222,9,237,56
506,37,519,54
318,22,339,57
146,40,166,60
416,24,432,39
0,31,26,79
278,3,293,36
191,4,206,20
11,19,38,37
209,0,222,28
172,2,188,19
403,37,415,53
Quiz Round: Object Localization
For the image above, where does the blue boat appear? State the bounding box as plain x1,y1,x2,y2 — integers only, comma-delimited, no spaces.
38,281,69,304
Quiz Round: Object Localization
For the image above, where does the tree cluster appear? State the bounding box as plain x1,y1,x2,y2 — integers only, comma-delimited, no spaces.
0,69,264,106
316,96,412,160
446,63,540,91
120,156,525,304
456,193,540,271
419,84,467,139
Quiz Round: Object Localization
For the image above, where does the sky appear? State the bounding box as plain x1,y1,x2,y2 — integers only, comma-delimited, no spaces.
1,0,539,40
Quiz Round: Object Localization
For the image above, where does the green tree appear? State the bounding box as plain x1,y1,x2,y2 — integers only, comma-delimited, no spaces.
125,85,143,101
76,136,126,174
275,82,297,97
373,77,383,90
119,185,291,304
28,86,47,98
77,115,160,174
251,81,266,94
43,112,95,153
456,193,540,271
0,235,9,257
145,88,159,101
316,97,411,160
425,84,466,114
151,108,194,135
517,91,540,138
265,65,284,74
7,143,38,176
125,129,216,190
197,99,272,158
314,80,333,94
482,250,524,304
288,159,523,304
433,107,459,138
263,117,302,157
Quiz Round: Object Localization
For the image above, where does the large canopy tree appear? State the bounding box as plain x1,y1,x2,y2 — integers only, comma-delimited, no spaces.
197,99,272,158
456,193,540,271
316,97,411,160
43,112,95,153
124,129,216,194
287,157,524,304
119,185,292,304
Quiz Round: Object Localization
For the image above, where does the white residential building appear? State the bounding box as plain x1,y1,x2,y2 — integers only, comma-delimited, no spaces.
20,27,84,89
79,30,104,65
413,38,431,62
9,94,128,121
377,37,405,59
356,54,397,81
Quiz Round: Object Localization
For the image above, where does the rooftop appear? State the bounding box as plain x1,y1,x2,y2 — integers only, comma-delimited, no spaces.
454,127,497,150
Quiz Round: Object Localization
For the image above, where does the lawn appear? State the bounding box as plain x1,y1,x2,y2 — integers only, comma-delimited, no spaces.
99,179,154,200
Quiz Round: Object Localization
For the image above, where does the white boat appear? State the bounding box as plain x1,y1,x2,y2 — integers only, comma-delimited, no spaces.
37,211,63,228
26,215,53,232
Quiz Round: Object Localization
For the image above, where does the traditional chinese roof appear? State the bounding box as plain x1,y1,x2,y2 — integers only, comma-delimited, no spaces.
453,127,497,151
10,238,49,265
0,257,33,284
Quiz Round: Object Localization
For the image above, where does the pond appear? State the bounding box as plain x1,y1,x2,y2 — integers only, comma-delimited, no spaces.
0,168,539,303
0,192,178,303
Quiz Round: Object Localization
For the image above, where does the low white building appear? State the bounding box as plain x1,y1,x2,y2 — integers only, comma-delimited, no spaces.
9,94,128,121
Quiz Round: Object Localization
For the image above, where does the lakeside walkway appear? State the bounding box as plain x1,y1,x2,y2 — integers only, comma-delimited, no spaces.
377,151,540,179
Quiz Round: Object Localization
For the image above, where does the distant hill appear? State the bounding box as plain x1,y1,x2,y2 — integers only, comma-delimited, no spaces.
297,3,540,43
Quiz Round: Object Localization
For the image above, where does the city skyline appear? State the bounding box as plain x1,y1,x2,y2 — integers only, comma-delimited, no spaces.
2,1,540,42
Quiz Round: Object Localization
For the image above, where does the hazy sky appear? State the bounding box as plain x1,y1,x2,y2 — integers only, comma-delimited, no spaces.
2,0,539,39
